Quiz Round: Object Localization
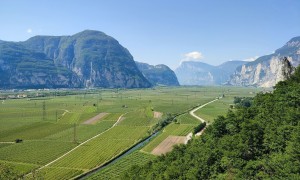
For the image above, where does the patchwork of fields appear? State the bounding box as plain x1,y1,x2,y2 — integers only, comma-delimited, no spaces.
0,86,260,179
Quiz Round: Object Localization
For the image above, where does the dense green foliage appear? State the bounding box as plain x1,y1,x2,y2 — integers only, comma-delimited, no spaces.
193,122,206,134
123,67,300,179
233,96,253,108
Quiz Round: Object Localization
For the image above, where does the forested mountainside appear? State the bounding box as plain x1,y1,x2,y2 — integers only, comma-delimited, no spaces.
123,66,300,179
0,30,152,89
0,41,81,89
135,61,179,86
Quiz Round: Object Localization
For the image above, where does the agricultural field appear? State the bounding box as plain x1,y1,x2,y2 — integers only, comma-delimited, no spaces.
142,123,195,153
195,87,259,123
86,151,155,180
0,86,261,179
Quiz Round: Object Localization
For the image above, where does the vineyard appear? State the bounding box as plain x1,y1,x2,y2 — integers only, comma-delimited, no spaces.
0,86,259,179
87,151,155,179
142,123,195,153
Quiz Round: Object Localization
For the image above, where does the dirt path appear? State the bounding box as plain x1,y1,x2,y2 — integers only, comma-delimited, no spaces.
153,111,163,119
25,112,128,177
60,109,71,117
151,136,186,155
82,113,109,124
189,98,220,136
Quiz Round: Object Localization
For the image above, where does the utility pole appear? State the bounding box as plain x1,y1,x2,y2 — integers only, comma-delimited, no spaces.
73,123,77,144
56,110,58,122
42,101,46,121
97,98,99,111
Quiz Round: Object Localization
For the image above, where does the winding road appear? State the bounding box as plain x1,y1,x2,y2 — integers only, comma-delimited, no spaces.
189,98,220,136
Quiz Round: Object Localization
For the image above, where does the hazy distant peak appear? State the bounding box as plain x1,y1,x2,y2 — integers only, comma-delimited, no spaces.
135,61,179,86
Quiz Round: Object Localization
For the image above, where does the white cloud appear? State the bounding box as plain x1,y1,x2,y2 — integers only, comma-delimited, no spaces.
184,51,203,60
243,56,259,62
180,51,204,64
27,28,32,33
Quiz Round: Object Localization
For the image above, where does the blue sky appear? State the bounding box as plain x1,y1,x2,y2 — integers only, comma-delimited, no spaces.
0,0,299,69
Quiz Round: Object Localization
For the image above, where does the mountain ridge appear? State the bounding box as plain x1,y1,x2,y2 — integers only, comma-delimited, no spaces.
229,36,300,87
0,30,152,89
175,60,246,85
135,61,179,86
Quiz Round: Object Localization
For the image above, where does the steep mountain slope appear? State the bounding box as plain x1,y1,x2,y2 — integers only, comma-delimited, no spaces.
135,62,179,86
175,61,246,85
229,36,300,87
21,30,151,88
0,41,81,89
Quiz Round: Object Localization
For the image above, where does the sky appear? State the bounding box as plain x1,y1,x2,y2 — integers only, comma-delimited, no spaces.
0,0,299,69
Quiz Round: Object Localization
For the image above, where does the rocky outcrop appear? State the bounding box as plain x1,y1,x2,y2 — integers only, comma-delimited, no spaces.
175,61,246,85
229,36,300,87
0,41,81,89
135,61,179,86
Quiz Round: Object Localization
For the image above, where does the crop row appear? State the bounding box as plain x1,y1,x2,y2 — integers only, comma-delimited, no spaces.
47,126,149,173
176,113,200,124
0,122,72,141
44,121,115,143
88,151,155,179
0,141,76,165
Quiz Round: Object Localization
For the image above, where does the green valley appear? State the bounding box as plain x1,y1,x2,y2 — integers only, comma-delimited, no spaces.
0,86,259,179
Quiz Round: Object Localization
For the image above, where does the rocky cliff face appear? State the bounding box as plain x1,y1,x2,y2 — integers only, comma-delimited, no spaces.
0,30,152,89
22,30,151,88
135,61,179,86
175,61,246,85
229,36,300,87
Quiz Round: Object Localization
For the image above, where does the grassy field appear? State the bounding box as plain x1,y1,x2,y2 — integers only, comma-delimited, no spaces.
195,87,258,123
0,86,260,179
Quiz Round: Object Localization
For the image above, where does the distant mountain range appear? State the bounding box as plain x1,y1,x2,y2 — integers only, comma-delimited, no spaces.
175,60,246,85
229,36,300,87
1,30,298,89
0,30,175,89
135,62,179,86
176,36,300,87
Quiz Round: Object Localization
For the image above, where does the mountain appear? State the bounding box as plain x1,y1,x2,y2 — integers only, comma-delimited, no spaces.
0,30,152,89
175,60,246,85
135,62,179,86
229,36,300,87
0,41,81,89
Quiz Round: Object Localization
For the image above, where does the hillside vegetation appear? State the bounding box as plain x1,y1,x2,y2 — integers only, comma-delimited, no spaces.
123,67,300,179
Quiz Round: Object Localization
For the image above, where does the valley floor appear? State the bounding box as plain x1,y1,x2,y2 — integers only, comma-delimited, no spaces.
0,86,259,179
